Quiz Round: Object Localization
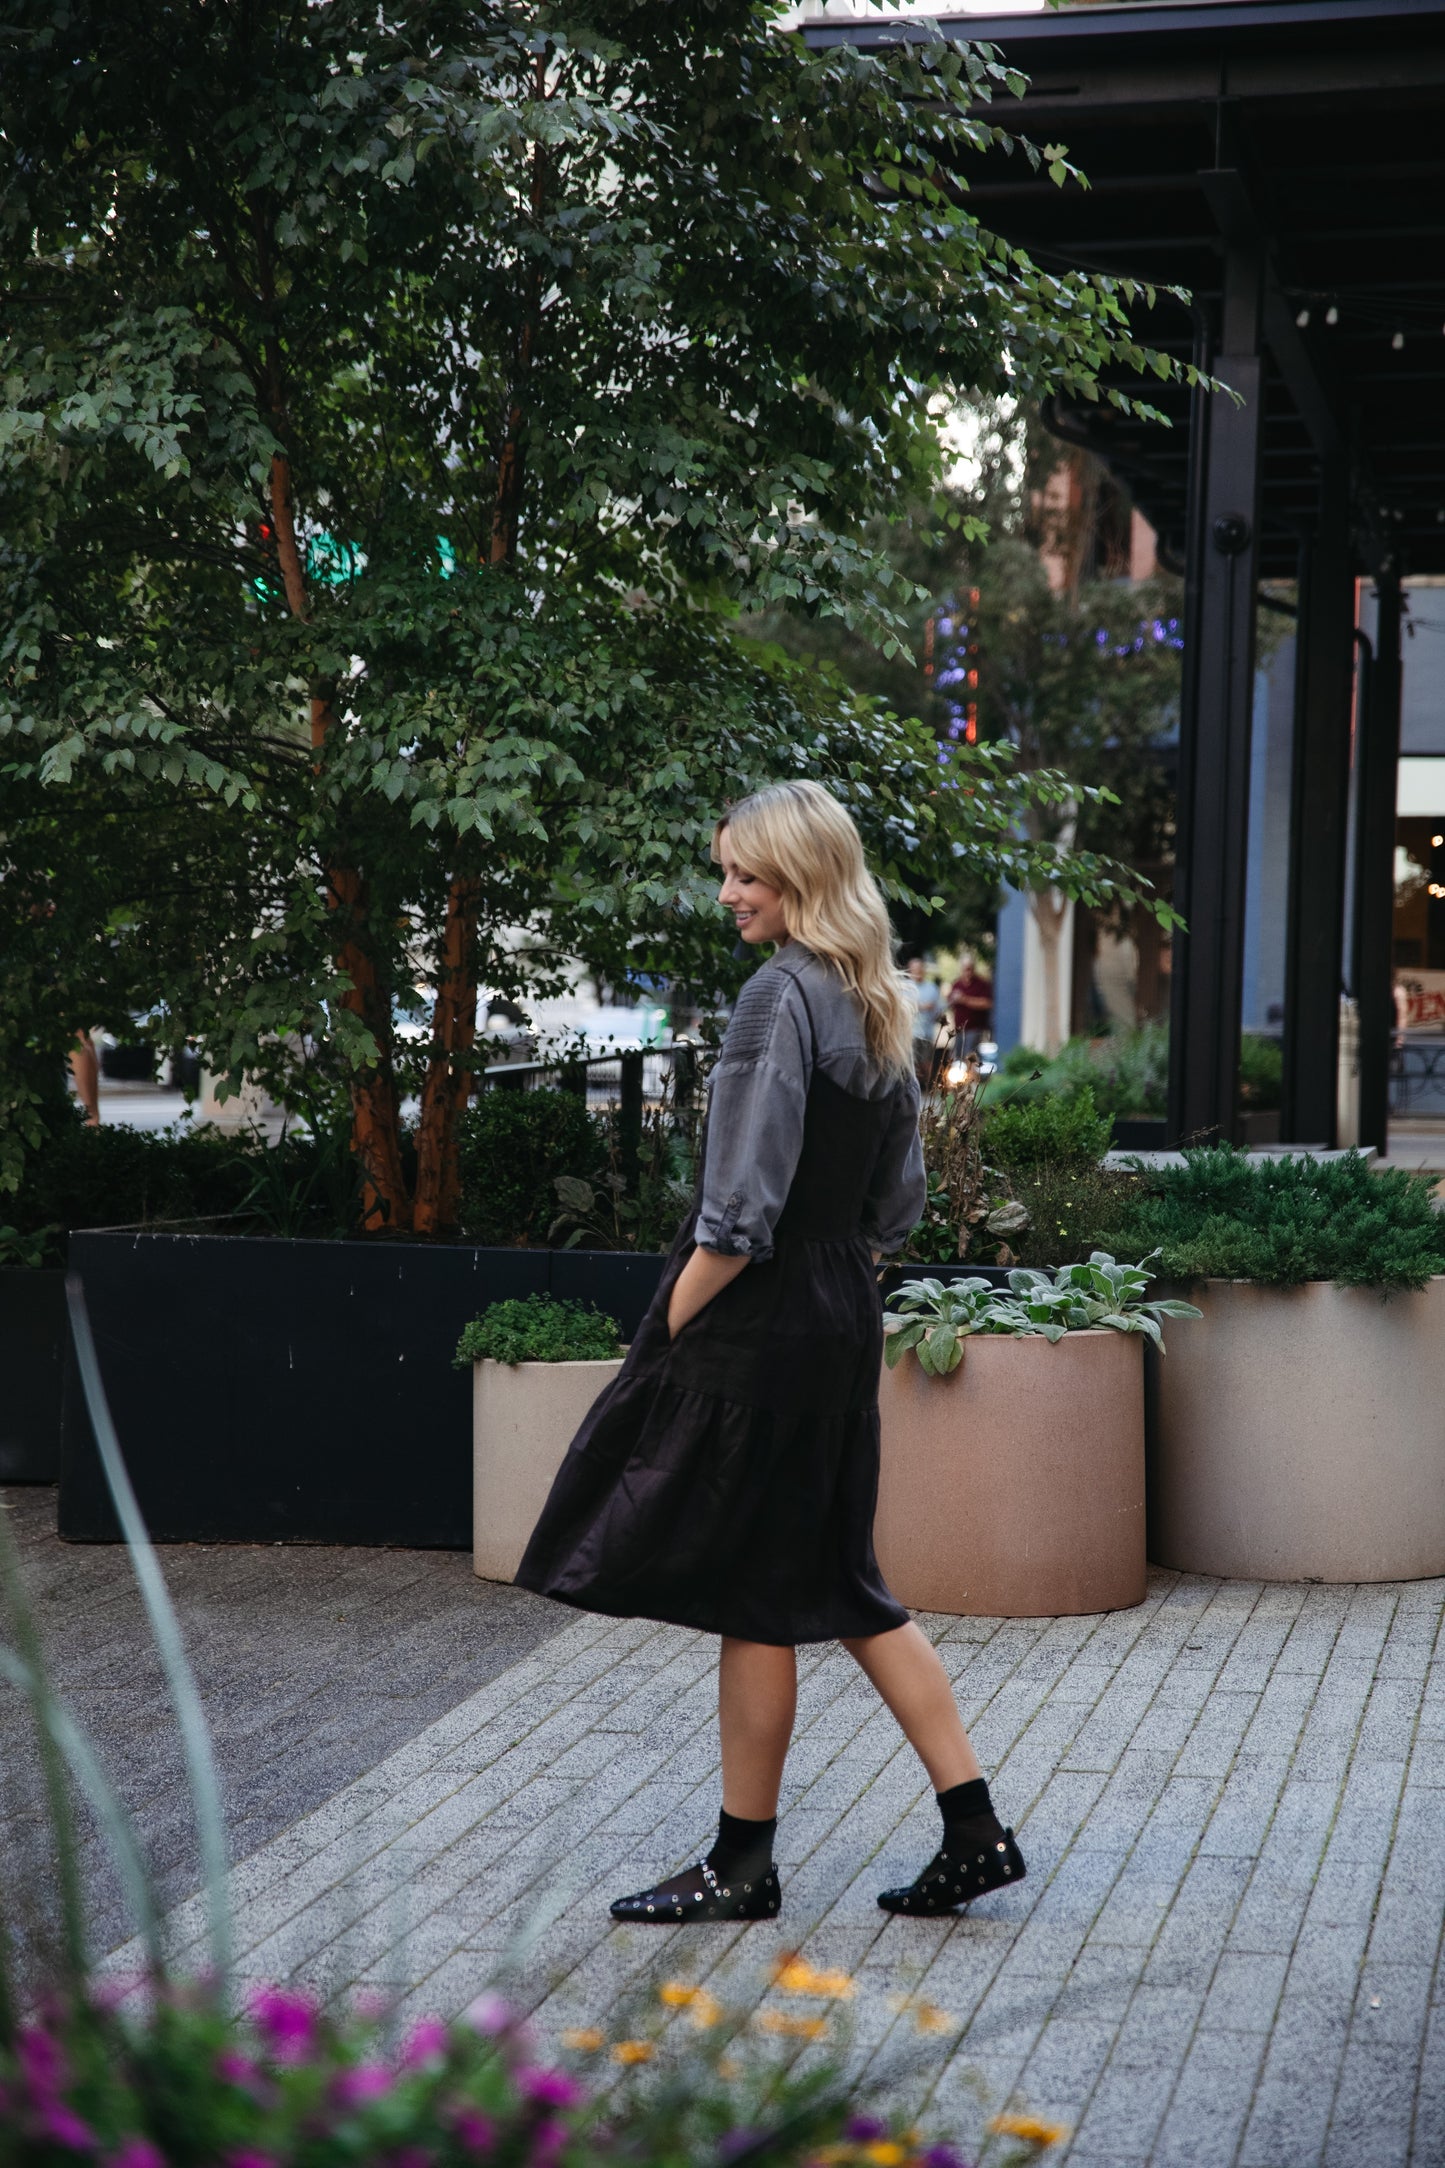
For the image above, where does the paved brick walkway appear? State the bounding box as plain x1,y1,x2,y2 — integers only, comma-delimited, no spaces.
109,1571,1445,2167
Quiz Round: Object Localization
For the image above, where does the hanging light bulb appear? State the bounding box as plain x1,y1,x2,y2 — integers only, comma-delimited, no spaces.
1392,330,1405,350
1325,304,1339,326
1296,307,1311,328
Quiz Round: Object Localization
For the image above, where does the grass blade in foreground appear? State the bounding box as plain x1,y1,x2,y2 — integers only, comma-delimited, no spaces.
64,1274,232,1989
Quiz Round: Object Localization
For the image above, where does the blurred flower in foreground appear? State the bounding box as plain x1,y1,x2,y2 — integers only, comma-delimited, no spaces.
756,2012,829,2041
561,2026,606,2053
987,2112,1070,2147
658,1981,723,2028
772,1954,857,1999
886,1992,956,2036
612,2039,656,2065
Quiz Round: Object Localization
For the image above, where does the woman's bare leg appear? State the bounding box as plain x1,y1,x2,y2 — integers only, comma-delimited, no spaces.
841,1620,981,1790
718,1637,797,1818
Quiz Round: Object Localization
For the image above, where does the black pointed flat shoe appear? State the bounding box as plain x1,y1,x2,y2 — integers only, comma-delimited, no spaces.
610,1859,782,1924
877,1828,1026,1917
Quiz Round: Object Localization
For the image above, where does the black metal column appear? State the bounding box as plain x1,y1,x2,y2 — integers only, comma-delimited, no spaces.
1167,244,1264,1146
1354,566,1403,1153
1280,461,1356,1144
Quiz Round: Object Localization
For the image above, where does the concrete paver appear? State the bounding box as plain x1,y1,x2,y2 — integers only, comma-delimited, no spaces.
90,1567,1445,2166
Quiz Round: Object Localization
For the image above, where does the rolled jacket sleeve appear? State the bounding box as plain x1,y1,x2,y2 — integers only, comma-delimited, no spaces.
694,967,811,1261
860,1073,927,1255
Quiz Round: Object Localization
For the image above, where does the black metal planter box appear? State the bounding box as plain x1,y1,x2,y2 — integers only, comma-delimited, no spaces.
60,1232,669,1548
0,1268,66,1483
58,1233,1011,1548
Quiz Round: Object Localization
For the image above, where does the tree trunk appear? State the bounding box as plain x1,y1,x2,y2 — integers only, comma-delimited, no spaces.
412,873,481,1239
1030,886,1071,1056
269,449,410,1231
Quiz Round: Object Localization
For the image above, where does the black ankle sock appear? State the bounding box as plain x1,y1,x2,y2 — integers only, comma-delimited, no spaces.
936,1777,994,1830
708,1808,777,1879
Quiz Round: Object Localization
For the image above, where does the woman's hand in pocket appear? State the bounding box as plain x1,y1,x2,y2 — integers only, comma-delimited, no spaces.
666,1248,751,1339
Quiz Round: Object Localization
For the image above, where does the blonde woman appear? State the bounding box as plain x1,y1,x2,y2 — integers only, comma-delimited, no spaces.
517,780,1025,1923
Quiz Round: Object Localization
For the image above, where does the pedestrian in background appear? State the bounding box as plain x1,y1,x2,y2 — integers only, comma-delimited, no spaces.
947,953,994,1059
518,779,1025,1924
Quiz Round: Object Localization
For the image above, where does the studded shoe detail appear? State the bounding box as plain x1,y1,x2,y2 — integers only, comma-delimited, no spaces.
876,1828,1027,1917
610,1858,782,1924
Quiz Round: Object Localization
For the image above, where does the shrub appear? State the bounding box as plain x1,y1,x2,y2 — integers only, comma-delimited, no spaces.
454,1293,624,1366
1106,1146,1445,1289
1003,1162,1143,1271
457,1089,606,1247
984,1087,1113,1172
994,1024,1168,1120
1238,1032,1283,1111
8,1122,268,1262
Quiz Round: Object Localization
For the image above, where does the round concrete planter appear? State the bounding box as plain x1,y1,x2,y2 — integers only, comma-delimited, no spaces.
1148,1277,1445,1582
875,1330,1147,1617
472,1356,625,1582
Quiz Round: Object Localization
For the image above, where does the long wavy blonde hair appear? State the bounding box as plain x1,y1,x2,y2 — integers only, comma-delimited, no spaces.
712,779,915,1075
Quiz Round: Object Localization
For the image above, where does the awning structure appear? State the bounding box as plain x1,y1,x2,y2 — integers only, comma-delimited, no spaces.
806,0,1445,1147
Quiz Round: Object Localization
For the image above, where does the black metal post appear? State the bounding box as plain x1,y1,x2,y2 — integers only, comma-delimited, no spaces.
618,1051,644,1191
1354,567,1404,1154
1167,244,1264,1146
1280,460,1356,1145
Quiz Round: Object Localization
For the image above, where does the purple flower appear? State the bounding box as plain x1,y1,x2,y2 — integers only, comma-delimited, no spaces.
519,2067,583,2111
110,2143,166,2168
453,2111,497,2156
249,1986,318,2063
530,2116,567,2168
402,2017,450,2070
215,2050,258,2087
226,2153,280,2168
18,2024,66,2098
38,2102,96,2151
844,2119,888,2145
719,2132,764,2162
922,2147,973,2168
464,1991,514,2038
332,2062,394,2108
353,1988,391,2022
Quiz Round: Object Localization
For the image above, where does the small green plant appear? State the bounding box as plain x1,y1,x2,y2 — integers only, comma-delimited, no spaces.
984,1086,1113,1172
1105,1145,1445,1289
0,1223,59,1270
885,1253,1200,1375
1238,1032,1283,1110
454,1293,624,1367
458,1087,606,1247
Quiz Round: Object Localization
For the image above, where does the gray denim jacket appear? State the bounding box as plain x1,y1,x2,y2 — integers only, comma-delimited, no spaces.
694,944,926,1262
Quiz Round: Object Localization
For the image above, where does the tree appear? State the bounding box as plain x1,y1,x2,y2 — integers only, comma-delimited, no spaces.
1,1,1200,1230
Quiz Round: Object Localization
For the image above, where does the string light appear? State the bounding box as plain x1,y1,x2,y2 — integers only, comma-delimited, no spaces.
1296,307,1310,328
1325,304,1339,326
1392,330,1405,350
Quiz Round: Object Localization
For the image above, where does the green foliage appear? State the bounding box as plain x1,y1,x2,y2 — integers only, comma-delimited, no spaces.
996,1023,1170,1120
885,1253,1199,1374
1002,1163,1142,1271
1106,1147,1445,1290
454,1293,623,1366
1239,1033,1284,1111
0,0,1204,1205
7,1124,265,1262
457,1089,605,1249
985,1086,1113,1172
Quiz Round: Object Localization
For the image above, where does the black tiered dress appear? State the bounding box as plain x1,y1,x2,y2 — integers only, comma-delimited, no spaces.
515,1002,914,1647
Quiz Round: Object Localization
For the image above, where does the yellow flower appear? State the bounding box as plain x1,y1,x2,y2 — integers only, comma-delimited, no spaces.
561,2027,605,2053
986,2113,1069,2148
657,1981,723,2028
864,2144,907,2166
911,2002,955,2037
771,1955,857,1999
717,2055,741,2081
612,2039,656,2065
756,2011,830,2041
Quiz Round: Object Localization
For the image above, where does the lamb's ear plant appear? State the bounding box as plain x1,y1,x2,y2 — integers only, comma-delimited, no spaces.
884,1253,1201,1375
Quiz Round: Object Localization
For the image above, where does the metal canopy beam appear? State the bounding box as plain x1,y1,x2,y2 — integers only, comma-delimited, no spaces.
1167,239,1264,1146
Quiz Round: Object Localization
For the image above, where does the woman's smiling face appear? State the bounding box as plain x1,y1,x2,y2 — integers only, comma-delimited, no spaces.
716,827,790,946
